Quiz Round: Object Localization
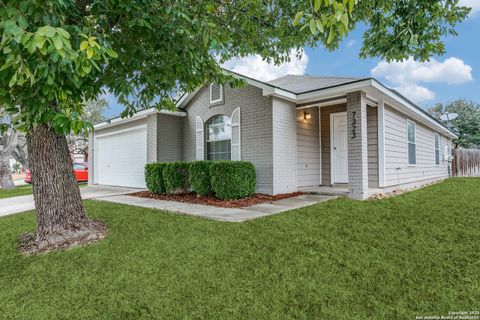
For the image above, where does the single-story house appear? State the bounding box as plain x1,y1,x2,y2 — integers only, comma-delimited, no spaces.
88,71,456,199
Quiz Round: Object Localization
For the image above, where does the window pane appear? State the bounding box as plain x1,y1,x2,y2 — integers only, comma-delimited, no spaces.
435,150,440,165
207,140,231,161
407,122,415,143
408,143,416,165
435,135,439,149
207,115,231,141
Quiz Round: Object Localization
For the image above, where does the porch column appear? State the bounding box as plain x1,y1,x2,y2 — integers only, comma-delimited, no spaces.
346,91,369,200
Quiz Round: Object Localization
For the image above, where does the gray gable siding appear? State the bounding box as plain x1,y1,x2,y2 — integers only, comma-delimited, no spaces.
183,84,274,194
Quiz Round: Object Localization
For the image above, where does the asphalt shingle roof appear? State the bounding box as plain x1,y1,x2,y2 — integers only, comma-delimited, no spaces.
267,74,369,94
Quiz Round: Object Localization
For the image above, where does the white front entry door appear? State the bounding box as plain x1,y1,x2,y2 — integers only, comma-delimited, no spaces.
331,112,349,184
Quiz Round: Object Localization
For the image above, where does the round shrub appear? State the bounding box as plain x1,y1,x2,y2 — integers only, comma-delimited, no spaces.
163,161,189,194
145,163,168,194
189,161,212,196
210,161,256,200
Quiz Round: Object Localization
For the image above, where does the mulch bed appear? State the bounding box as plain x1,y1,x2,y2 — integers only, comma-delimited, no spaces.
129,191,303,208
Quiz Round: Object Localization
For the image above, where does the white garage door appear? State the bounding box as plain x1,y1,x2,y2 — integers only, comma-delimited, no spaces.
94,126,147,188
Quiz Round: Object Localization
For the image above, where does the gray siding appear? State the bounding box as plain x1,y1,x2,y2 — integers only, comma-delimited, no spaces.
183,84,274,194
384,105,449,186
157,113,183,162
320,104,347,185
367,106,379,188
296,107,320,187
272,98,297,193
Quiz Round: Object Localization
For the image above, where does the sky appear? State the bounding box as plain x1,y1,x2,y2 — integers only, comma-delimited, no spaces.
103,0,480,118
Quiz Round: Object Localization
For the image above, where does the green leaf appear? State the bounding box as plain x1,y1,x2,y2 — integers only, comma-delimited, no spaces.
106,48,118,58
34,34,46,49
56,28,70,39
27,39,37,54
348,0,355,11
314,0,321,12
340,13,349,29
327,26,335,45
293,11,303,26
86,46,94,59
309,19,317,34
38,26,56,38
80,41,89,51
52,35,64,50
316,19,325,33
3,47,12,54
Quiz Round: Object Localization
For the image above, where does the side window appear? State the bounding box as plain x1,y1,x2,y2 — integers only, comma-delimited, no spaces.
434,133,440,165
407,120,416,165
209,83,223,105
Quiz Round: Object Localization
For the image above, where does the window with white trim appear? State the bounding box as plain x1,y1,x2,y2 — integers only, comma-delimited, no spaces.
434,133,440,165
407,120,416,165
209,83,223,104
206,115,231,160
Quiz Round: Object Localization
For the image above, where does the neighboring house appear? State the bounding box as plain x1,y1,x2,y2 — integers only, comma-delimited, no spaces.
88,72,455,199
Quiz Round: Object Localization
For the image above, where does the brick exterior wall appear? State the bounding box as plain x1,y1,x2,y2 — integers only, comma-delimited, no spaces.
182,84,274,194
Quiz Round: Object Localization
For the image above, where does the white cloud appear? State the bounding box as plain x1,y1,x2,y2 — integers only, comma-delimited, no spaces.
459,0,480,15
371,57,473,102
394,84,436,102
221,50,308,82
346,40,356,48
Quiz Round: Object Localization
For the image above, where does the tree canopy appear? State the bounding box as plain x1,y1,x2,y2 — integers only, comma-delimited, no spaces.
428,100,480,149
0,0,471,134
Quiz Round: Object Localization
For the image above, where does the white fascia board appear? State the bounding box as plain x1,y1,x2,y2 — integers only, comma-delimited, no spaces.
296,79,373,104
94,108,186,130
369,81,457,139
177,87,201,109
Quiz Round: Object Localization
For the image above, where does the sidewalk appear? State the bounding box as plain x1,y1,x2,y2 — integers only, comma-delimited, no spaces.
94,194,337,222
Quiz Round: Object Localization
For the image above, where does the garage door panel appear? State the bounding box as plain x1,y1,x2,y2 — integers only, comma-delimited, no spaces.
95,127,147,188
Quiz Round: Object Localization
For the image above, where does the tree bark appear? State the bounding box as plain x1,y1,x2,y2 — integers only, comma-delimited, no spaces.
0,128,18,189
27,124,105,251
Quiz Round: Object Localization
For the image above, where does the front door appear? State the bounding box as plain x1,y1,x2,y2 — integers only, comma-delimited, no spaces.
331,112,348,184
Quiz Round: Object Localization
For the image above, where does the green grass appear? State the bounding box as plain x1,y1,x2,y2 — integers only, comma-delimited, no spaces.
0,178,479,319
0,184,32,198
0,183,88,199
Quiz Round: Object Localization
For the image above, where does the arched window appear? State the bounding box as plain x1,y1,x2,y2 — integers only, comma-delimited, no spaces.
206,115,231,160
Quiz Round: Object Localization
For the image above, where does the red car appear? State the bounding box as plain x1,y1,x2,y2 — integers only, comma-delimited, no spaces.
25,163,88,184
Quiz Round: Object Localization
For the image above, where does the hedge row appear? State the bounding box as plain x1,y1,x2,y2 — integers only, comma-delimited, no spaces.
145,161,256,200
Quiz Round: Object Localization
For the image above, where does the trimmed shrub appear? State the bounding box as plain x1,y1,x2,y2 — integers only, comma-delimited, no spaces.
189,161,212,196
210,161,256,200
163,161,189,194
145,163,168,194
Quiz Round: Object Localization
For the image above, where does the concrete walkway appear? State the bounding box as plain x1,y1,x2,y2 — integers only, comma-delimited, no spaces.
0,185,141,217
95,194,337,222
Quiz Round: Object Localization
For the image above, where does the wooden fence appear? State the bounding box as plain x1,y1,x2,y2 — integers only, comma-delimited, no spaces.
452,149,480,177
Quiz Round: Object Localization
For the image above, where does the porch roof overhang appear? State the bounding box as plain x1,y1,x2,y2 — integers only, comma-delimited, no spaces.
267,78,457,140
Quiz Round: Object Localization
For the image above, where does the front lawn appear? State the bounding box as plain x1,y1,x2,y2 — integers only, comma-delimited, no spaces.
0,185,32,199
0,178,479,319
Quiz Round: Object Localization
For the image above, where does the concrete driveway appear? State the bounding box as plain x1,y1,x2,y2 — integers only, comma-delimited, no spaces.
0,185,142,218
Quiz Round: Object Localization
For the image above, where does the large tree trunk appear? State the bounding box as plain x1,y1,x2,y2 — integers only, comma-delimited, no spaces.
0,128,18,189
26,124,105,252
